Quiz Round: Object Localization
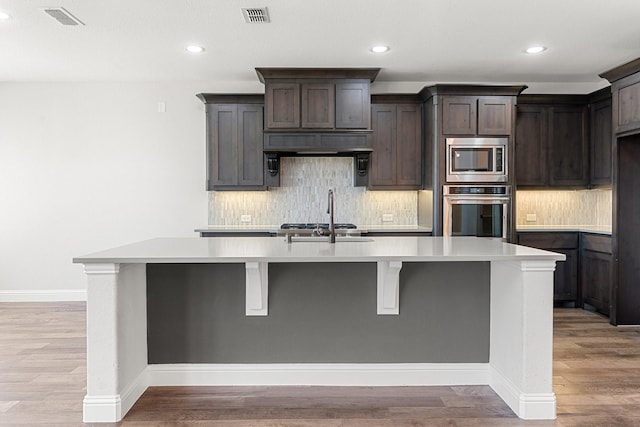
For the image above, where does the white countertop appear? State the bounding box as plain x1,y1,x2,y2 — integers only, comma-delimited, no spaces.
194,225,433,233
73,236,564,264
516,225,612,235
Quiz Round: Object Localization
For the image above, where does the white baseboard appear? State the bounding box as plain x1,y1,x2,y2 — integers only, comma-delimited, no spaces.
84,363,492,422
489,366,556,420
0,289,87,302
146,363,491,386
82,395,122,423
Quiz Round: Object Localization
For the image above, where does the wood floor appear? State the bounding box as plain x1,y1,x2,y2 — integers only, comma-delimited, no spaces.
2,303,640,426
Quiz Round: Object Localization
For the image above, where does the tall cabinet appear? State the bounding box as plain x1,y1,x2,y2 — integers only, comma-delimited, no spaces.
600,58,640,325
418,85,527,238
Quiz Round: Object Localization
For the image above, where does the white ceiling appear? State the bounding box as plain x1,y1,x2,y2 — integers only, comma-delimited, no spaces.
1,0,639,94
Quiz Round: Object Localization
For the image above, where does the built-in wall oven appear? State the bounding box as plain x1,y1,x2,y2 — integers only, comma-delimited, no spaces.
443,185,511,240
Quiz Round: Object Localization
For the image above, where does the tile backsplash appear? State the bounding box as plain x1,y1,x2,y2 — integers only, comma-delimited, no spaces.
208,157,418,226
516,189,612,226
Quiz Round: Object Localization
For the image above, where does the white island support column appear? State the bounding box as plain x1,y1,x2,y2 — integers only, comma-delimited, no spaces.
489,259,558,420
82,263,149,423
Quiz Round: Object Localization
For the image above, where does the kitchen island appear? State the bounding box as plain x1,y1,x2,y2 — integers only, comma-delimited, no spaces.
73,236,564,422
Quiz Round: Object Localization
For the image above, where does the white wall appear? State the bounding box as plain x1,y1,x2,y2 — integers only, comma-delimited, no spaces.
0,82,211,300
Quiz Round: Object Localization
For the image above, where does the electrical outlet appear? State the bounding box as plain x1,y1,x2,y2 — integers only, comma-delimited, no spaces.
240,214,252,223
526,213,537,222
382,213,393,222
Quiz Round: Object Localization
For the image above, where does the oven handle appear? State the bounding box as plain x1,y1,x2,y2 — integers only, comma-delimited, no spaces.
443,196,510,204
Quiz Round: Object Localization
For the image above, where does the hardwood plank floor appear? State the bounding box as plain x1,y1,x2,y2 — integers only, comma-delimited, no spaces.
1,303,639,426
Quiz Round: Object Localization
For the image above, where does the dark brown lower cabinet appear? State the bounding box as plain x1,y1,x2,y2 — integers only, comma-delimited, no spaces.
517,232,579,304
580,233,612,315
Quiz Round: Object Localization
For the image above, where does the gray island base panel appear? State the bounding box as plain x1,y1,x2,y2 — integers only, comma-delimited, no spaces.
147,262,490,364
73,236,565,423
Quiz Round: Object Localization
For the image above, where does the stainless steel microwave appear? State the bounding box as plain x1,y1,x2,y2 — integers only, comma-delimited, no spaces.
446,137,508,183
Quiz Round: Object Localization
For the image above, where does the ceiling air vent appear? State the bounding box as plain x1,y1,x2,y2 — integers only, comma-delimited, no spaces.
43,7,85,26
241,7,270,23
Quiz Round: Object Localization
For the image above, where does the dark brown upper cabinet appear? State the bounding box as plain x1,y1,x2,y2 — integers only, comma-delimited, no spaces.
336,82,370,129
589,88,613,187
548,105,589,187
369,95,422,190
256,68,379,132
301,83,334,128
196,94,266,191
515,96,589,188
441,95,513,136
515,104,548,186
600,58,640,135
266,82,299,128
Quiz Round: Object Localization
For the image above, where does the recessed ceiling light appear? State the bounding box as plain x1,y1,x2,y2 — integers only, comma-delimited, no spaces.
0,11,11,20
371,45,390,54
525,46,546,54
185,45,205,54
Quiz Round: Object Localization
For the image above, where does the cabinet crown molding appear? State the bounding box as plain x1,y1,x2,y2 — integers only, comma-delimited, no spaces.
418,84,528,101
196,94,264,104
599,57,640,83
255,67,380,83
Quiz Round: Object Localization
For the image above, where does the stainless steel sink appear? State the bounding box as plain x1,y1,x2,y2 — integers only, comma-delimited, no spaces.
287,236,374,243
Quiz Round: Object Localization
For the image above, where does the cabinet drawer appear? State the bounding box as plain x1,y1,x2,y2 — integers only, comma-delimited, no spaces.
517,232,579,249
581,233,612,254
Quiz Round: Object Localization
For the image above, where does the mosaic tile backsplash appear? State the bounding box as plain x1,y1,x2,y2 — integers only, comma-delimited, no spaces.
208,157,418,226
516,189,612,226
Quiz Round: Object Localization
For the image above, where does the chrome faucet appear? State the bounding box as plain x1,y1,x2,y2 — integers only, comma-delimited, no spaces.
327,189,335,243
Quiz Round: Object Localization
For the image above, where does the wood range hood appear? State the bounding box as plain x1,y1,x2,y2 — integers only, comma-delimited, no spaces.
256,67,381,185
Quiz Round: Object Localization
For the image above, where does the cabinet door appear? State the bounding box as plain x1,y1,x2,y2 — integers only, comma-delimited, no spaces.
581,250,612,315
335,82,370,129
478,97,512,135
209,104,238,187
442,96,477,135
396,104,422,187
515,105,548,186
612,74,640,134
266,82,300,128
369,104,396,187
237,105,264,186
553,248,579,301
517,232,579,302
590,97,613,187
301,83,334,128
548,105,589,187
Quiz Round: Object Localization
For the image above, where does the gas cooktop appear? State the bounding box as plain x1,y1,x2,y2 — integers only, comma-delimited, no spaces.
280,223,357,230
